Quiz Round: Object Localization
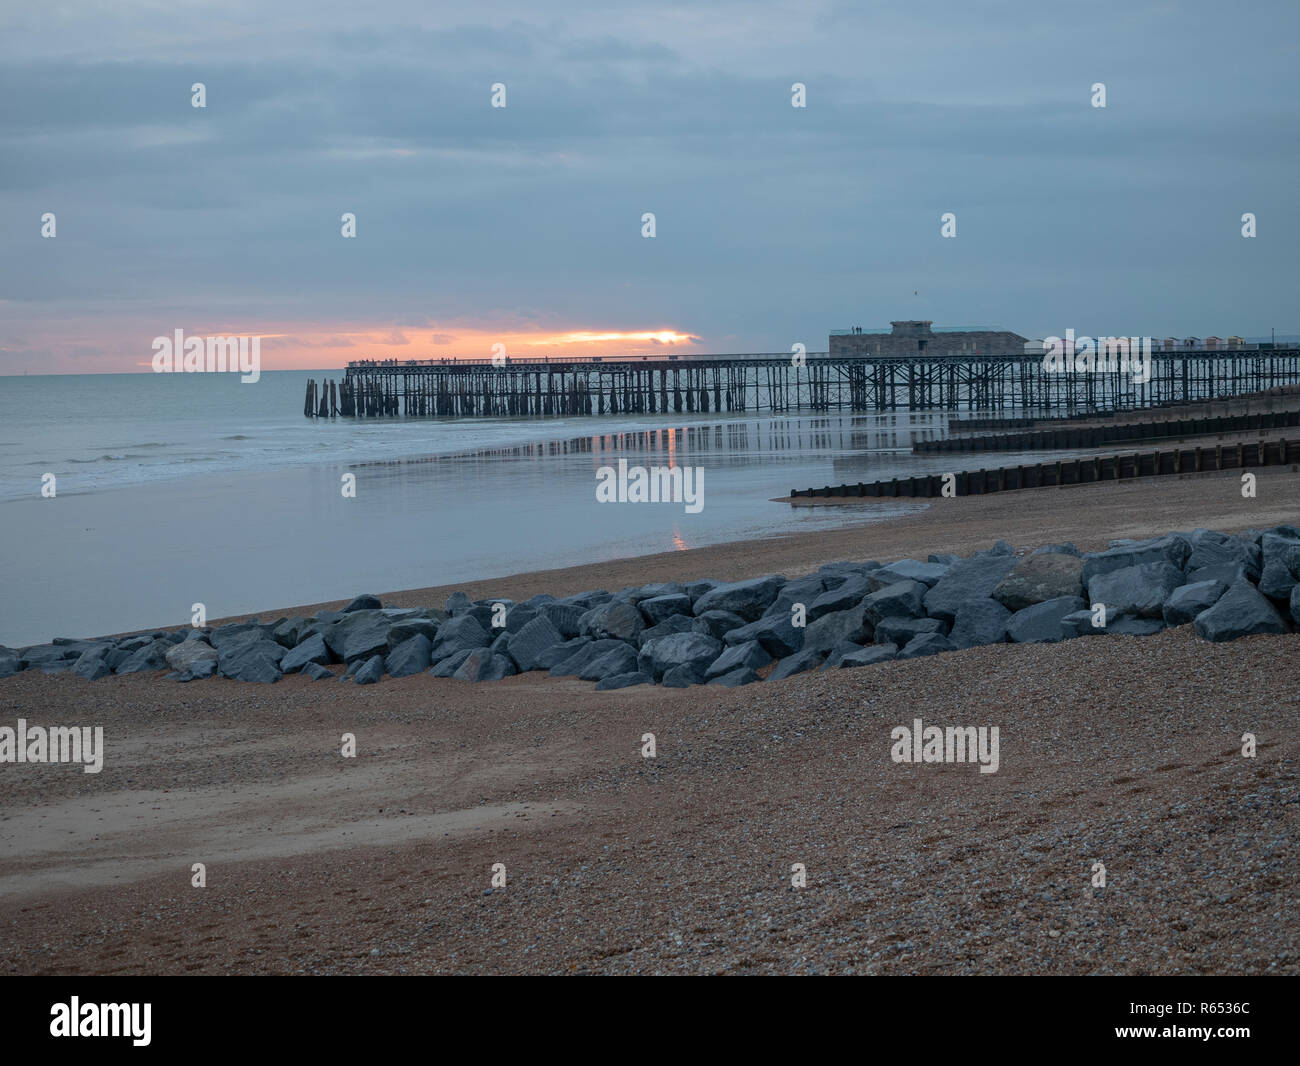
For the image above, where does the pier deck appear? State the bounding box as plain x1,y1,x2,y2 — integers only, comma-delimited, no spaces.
302,347,1300,419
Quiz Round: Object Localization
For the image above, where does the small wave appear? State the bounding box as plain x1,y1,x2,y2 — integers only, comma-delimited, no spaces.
222,435,252,440
126,442,167,448
66,454,156,464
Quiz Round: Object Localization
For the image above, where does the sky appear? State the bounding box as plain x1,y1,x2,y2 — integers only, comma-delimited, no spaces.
1,0,1298,374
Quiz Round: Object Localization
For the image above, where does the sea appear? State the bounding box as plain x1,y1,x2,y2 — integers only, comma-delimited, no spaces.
0,370,1056,647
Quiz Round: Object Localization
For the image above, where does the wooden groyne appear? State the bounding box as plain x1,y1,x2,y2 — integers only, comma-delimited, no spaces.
917,408,1300,454
791,439,1300,500
303,346,1300,419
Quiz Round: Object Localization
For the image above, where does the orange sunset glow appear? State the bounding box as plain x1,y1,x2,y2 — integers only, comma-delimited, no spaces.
46,320,706,376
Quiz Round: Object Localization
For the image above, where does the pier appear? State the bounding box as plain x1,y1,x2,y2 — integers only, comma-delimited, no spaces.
302,346,1300,419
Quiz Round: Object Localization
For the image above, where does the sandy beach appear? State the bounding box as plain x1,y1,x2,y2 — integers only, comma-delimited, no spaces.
3,470,1297,975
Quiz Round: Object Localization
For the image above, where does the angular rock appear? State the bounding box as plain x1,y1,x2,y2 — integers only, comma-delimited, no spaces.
323,612,392,663
1193,581,1288,642
801,605,871,655
207,623,264,650
1187,531,1260,580
429,649,475,677
353,654,385,685
763,575,828,620
1108,616,1166,636
165,639,219,673
897,632,956,659
661,665,702,688
387,634,433,677
862,579,927,626
873,616,944,646
993,552,1085,611
578,600,645,642
273,617,313,648
821,639,868,670
1257,558,1297,601
1086,562,1184,619
691,575,784,622
688,610,749,641
1060,609,1111,638
807,575,871,620
636,594,693,627
71,654,113,680
453,648,517,681
707,667,760,687
949,599,1011,649
386,617,440,648
280,633,330,674
1081,534,1191,584
502,604,540,634
722,614,803,657
428,615,491,660
1163,579,1229,626
766,648,825,681
595,671,654,691
867,559,949,589
1031,542,1080,557
217,635,285,681
635,581,688,601
555,589,612,610
1185,562,1248,587
1006,596,1087,643
705,640,771,680
637,632,724,683
578,643,642,682
838,644,899,668
177,658,217,682
115,639,172,675
923,554,1020,623
535,637,591,670
342,594,382,613
444,591,472,615
302,662,334,681
640,615,698,646
550,639,630,678
505,616,565,672
538,602,586,639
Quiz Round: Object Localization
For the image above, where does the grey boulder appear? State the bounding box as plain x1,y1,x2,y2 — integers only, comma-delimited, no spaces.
923,554,1020,623
506,616,566,672
279,633,330,674
949,599,1011,648
428,615,491,660
992,552,1085,611
595,671,654,691
353,654,385,684
1006,596,1087,643
862,579,927,625
386,634,433,677
579,600,646,642
638,632,724,683
837,645,898,668
766,648,825,681
1193,581,1288,642
1163,579,1229,626
1086,562,1184,619
705,640,771,680
691,575,784,622
897,632,956,658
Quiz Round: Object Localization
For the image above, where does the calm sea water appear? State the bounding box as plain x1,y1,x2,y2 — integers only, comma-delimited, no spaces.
0,371,1045,646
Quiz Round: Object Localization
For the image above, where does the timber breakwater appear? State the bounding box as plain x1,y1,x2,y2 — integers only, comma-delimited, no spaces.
7,526,1297,689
